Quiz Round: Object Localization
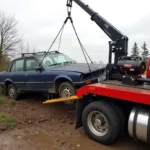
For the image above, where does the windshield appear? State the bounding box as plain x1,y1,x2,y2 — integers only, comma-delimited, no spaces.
38,53,75,68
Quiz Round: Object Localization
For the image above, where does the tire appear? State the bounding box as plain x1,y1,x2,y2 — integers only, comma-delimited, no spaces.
7,84,19,100
112,103,126,135
82,101,120,145
59,82,76,105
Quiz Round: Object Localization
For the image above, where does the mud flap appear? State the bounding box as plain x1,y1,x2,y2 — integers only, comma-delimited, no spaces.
75,98,88,129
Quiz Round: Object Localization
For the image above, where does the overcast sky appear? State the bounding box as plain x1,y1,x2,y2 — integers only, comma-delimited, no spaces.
0,0,150,63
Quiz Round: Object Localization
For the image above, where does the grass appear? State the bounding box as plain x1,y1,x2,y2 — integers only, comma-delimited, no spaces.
0,112,16,126
0,87,4,95
9,100,16,105
0,87,5,104
0,97,5,104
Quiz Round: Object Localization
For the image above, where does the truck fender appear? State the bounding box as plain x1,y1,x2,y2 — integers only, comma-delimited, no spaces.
75,98,88,129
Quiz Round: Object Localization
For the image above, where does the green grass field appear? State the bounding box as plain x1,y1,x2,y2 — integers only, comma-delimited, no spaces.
0,112,16,126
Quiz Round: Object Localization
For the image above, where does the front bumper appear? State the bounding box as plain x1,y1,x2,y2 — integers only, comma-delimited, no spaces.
73,74,106,87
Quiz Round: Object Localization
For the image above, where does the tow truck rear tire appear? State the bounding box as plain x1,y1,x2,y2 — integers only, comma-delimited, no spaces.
82,101,120,145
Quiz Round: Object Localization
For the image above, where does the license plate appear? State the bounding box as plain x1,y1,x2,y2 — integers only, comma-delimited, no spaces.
98,76,106,82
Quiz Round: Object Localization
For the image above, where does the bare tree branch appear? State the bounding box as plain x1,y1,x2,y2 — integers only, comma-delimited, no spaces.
0,11,22,60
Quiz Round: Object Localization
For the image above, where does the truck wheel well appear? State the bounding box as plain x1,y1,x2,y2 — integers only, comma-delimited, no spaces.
55,78,72,94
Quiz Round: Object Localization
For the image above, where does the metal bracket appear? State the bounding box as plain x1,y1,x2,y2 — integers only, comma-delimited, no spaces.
66,0,72,7
64,0,73,24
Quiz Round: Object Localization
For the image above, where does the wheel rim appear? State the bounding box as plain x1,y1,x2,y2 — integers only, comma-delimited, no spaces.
87,111,109,136
61,86,74,104
61,87,72,98
9,87,16,99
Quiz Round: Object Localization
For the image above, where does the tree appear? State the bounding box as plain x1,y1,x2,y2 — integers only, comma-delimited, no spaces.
131,42,140,57
93,61,97,64
99,60,104,64
17,40,39,57
141,42,149,61
0,11,22,60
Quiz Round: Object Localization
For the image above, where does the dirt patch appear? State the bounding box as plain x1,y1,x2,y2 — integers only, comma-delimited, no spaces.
0,93,149,150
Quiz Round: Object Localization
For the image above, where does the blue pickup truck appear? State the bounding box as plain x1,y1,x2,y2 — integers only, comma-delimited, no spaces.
0,51,106,103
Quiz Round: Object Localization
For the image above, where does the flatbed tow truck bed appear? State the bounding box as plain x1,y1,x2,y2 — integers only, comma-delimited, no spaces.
76,81,150,105
43,80,150,105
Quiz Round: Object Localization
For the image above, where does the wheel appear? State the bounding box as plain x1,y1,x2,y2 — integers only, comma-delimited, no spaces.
82,101,120,145
59,82,76,105
7,84,19,100
111,103,126,135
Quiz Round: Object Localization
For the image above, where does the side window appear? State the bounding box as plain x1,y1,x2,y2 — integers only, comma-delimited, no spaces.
11,59,24,72
26,59,39,71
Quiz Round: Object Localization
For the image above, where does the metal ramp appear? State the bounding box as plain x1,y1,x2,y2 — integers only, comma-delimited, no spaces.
43,95,79,104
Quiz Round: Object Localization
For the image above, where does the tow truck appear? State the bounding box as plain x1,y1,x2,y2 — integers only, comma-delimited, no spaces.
43,0,150,145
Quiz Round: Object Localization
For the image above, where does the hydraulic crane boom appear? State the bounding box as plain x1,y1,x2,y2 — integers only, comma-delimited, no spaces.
67,0,128,64
66,0,146,84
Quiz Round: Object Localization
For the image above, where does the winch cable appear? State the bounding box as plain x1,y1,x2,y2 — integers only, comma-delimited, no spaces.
66,1,93,75
39,23,65,66
66,0,93,64
57,25,65,52
70,21,93,76
71,23,93,64
40,0,93,77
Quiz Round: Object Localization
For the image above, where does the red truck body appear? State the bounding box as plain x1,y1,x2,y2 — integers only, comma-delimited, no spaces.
76,81,150,105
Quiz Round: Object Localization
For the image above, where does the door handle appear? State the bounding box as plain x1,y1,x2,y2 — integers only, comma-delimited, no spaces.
25,73,28,77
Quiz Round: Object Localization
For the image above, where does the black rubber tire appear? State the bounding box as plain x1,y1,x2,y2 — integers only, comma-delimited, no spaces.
82,101,120,145
111,103,126,135
59,82,76,105
7,84,19,100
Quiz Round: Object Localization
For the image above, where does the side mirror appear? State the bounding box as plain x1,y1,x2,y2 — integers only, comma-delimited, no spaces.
35,66,42,72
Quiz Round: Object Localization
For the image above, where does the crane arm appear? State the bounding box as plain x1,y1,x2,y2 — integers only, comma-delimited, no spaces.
67,0,128,64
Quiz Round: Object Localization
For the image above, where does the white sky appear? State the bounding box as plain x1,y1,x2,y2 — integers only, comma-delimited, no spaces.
0,0,150,63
